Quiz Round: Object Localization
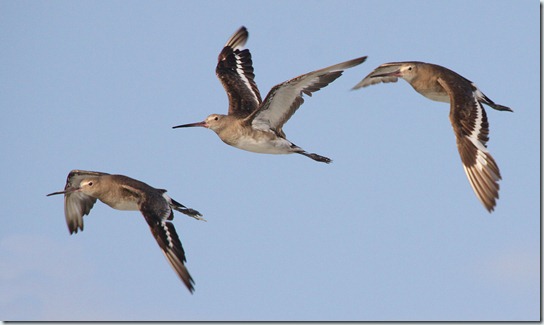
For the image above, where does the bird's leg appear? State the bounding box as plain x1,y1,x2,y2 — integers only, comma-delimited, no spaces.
297,151,332,164
487,102,513,112
177,207,207,221
185,211,207,222
480,94,513,112
170,198,207,221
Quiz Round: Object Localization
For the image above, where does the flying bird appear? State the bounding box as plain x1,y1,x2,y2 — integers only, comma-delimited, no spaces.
353,61,512,212
174,26,367,163
47,169,205,293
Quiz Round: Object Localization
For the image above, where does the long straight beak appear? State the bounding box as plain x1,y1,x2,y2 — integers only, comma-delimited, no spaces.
47,190,68,196
46,187,78,196
172,121,207,129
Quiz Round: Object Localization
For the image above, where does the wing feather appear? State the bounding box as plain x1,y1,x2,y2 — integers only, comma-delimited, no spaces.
140,194,195,293
438,78,501,212
216,26,262,117
63,170,109,234
251,56,366,135
352,62,405,89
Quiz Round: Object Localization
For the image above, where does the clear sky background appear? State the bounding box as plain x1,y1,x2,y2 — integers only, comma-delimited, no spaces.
0,0,539,321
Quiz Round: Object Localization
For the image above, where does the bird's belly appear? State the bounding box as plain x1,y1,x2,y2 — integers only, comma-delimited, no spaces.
418,90,450,103
102,199,139,211
232,135,292,155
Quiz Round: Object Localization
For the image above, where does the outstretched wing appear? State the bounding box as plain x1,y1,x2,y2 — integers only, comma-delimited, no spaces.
352,62,405,89
438,77,501,212
251,56,367,137
216,26,262,117
140,194,195,293
48,170,109,234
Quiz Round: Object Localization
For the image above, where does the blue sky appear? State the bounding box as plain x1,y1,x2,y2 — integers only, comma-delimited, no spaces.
0,0,539,321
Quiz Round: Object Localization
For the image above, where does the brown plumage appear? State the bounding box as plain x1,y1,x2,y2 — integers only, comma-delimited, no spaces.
174,26,367,163
354,61,512,212
47,169,205,293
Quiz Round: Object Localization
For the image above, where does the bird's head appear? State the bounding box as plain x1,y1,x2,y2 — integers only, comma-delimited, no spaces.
46,177,101,197
372,62,419,82
173,114,228,134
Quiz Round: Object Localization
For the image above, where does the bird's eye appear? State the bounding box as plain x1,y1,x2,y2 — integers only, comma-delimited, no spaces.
407,67,412,71
214,116,219,121
87,181,93,186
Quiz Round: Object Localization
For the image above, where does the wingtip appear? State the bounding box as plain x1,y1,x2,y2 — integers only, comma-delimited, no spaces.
351,80,365,91
483,199,497,213
68,224,83,235
461,162,500,214
344,56,368,69
178,267,196,294
224,26,249,48
184,276,196,294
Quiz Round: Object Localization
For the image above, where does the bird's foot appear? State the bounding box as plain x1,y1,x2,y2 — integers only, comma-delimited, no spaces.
298,151,332,164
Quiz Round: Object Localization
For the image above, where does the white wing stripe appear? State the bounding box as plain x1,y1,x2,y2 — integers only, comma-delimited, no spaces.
234,53,259,103
466,96,489,150
161,221,174,249
475,150,488,171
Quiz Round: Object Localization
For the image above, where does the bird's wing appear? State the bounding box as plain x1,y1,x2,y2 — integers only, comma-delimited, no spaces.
56,170,109,234
216,26,262,117
352,62,404,89
438,77,501,212
250,56,366,135
140,195,195,293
